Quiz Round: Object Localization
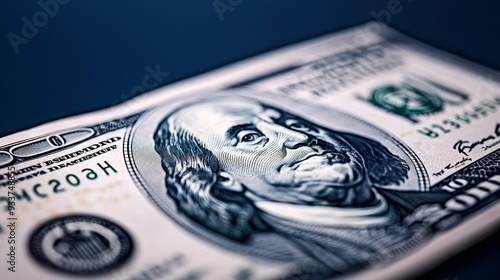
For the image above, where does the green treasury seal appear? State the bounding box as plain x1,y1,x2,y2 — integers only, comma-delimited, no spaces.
369,84,444,119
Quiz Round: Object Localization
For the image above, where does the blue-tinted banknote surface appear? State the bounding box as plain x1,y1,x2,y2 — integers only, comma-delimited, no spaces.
1,23,499,279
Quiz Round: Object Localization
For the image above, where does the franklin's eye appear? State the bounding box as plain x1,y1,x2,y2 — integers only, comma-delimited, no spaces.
236,130,266,145
285,119,312,132
242,134,257,142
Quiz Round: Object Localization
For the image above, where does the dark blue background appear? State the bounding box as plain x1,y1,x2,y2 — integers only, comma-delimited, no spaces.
1,0,499,278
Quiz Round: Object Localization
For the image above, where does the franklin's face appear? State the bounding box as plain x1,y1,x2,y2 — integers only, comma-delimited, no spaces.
170,98,372,206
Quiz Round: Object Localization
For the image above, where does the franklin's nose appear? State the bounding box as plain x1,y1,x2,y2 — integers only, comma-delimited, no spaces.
257,121,311,149
281,128,310,149
284,133,319,150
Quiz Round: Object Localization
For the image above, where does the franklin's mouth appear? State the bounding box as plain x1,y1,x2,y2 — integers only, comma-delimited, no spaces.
289,150,350,169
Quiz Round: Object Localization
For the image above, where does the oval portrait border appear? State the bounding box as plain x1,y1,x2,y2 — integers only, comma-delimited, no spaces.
123,89,430,262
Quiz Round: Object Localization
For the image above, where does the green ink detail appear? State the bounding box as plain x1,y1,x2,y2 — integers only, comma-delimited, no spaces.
369,84,444,118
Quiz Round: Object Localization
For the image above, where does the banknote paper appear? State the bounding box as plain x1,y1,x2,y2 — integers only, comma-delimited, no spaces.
1,22,500,279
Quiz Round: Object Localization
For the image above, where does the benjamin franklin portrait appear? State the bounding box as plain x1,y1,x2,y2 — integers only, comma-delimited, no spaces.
153,96,429,277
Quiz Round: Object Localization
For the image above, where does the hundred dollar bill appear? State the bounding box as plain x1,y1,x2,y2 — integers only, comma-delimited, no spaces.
1,22,500,279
